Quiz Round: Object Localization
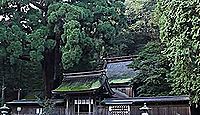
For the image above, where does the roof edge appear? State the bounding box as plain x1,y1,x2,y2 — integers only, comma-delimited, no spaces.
101,96,190,105
63,70,105,76
103,55,138,63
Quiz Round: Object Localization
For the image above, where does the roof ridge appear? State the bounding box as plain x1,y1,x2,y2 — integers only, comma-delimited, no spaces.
103,55,137,61
63,73,104,80
63,70,105,76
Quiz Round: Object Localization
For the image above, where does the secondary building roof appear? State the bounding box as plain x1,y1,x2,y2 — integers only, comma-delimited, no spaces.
101,96,190,105
6,99,64,106
104,55,139,84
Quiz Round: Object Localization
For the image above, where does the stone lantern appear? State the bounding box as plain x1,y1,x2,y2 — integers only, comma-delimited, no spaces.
139,103,151,115
0,104,10,115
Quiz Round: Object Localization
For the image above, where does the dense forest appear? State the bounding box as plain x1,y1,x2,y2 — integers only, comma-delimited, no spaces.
0,0,200,106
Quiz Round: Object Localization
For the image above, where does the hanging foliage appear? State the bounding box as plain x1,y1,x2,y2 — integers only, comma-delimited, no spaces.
156,0,200,104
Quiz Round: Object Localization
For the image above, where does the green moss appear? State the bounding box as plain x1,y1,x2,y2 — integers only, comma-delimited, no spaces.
90,81,101,89
109,77,132,84
24,95,37,99
54,79,101,92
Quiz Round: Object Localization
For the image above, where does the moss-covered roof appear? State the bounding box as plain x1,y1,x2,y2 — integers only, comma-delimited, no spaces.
53,78,101,92
53,71,105,93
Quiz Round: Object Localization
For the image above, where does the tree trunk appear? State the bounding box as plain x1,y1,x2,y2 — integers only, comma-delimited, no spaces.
43,31,62,98
53,31,62,89
43,48,55,98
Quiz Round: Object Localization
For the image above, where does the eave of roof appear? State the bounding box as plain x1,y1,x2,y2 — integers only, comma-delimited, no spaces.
112,88,129,98
6,99,64,106
109,78,132,84
101,96,190,105
63,70,105,77
103,55,138,63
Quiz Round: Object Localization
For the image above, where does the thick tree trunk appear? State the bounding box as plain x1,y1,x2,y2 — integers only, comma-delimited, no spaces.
53,32,62,89
43,49,55,98
43,31,62,98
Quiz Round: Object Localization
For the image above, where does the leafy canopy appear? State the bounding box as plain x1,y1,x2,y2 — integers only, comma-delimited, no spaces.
47,0,127,70
156,0,200,104
130,41,171,96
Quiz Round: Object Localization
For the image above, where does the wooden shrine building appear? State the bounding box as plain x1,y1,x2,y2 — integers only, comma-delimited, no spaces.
52,70,113,115
50,56,138,114
6,56,192,115
103,55,139,98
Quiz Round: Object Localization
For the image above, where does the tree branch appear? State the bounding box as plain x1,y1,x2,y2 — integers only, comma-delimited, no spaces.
30,1,46,11
19,55,31,61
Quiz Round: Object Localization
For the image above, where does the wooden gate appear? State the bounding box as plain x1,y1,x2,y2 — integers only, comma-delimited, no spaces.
108,105,130,115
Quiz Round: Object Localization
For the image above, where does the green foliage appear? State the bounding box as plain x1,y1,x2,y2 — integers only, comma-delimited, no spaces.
0,59,43,100
130,41,171,96
0,0,54,99
0,0,55,64
156,0,200,104
48,0,127,70
0,0,128,100
125,0,159,54
37,98,56,115
0,24,24,64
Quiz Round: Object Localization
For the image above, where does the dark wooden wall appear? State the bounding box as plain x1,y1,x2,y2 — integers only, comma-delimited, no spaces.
131,104,191,115
8,104,191,115
9,106,65,115
191,105,200,115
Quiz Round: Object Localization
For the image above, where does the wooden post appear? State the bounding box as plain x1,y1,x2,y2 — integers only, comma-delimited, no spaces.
89,97,91,115
1,85,6,106
93,97,97,115
17,88,21,100
69,98,75,115
189,106,191,115
65,98,69,115
1,59,6,106
77,98,80,115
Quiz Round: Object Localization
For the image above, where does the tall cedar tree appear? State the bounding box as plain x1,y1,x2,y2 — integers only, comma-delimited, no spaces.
0,0,127,98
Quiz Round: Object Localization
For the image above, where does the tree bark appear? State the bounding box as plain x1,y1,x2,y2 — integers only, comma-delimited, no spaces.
43,31,62,98
43,48,55,98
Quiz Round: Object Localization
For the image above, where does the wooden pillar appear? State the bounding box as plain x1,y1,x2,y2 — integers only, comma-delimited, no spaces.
65,98,69,115
17,88,21,100
77,98,80,115
89,97,91,115
93,97,97,115
67,98,75,115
